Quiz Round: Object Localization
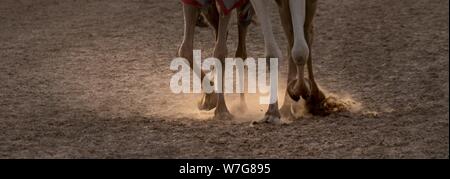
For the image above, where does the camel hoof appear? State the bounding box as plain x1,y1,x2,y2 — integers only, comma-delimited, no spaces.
305,90,330,116
213,112,234,121
198,93,217,111
287,80,301,102
287,79,311,102
252,114,282,125
306,101,328,116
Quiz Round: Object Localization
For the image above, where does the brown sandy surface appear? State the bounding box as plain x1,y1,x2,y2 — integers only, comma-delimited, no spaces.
0,0,448,158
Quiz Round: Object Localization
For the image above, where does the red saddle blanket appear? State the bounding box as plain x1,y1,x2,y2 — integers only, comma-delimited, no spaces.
182,0,248,15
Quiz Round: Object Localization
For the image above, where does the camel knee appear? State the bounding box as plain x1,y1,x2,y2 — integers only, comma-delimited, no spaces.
291,40,309,66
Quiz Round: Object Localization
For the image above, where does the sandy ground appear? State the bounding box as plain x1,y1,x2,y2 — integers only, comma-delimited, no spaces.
0,0,448,158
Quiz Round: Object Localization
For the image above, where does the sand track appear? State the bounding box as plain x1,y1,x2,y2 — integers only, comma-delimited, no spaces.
0,0,448,158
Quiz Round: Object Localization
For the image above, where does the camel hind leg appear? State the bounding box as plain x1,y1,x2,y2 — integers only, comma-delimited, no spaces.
234,4,254,113
250,0,282,124
196,3,222,111
179,4,218,111
304,0,328,116
212,6,233,120
200,0,220,39
178,4,199,63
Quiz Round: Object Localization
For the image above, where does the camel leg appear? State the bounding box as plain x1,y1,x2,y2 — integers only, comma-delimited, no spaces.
178,4,198,63
286,0,311,103
212,7,233,120
276,0,297,118
179,4,218,111
250,0,282,124
304,0,327,115
201,0,220,39
234,6,251,113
